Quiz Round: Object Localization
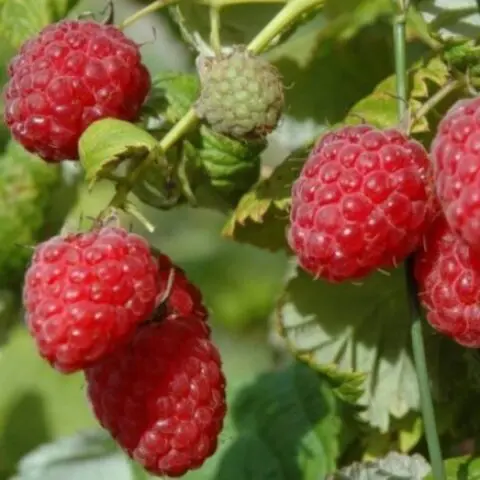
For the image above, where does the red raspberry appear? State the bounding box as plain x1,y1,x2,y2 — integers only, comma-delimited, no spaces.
288,125,434,282
157,253,208,321
85,314,226,478
415,215,480,348
3,20,151,162
431,97,480,251
23,226,160,373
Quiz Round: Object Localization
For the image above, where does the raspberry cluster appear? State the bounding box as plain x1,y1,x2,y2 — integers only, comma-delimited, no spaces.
23,225,226,477
287,100,480,348
11,18,228,477
415,97,480,349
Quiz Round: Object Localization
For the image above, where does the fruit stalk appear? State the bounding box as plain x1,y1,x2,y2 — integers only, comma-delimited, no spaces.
107,0,324,211
120,0,179,29
392,1,446,478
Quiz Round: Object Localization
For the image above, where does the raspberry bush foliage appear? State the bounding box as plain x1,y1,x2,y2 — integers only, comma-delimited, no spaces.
5,0,480,479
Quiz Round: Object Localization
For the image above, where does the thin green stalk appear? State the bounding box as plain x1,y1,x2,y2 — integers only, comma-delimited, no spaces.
247,0,324,53
393,10,407,118
120,0,178,29
209,6,222,54
392,2,446,478
406,259,446,480
107,0,325,213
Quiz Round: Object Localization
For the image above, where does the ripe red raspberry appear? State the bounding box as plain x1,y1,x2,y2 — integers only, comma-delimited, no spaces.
3,20,151,162
85,314,226,478
430,97,480,251
157,253,208,321
23,226,160,373
415,215,480,348
288,125,435,282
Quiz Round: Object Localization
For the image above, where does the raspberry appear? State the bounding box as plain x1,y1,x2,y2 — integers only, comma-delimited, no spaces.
157,253,208,321
430,97,480,251
85,314,226,477
23,226,160,373
194,46,284,139
288,125,434,282
414,215,480,348
3,20,151,162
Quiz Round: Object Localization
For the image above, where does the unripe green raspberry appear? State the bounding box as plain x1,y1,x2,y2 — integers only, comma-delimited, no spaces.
195,46,284,139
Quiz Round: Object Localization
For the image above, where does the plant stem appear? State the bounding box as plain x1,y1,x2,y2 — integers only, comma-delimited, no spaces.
392,1,446,478
106,0,325,216
209,6,222,53
406,259,446,480
393,10,408,118
120,0,178,30
408,78,464,133
199,0,286,5
247,0,324,53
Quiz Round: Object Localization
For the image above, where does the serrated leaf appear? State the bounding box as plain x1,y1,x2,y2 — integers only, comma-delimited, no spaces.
346,56,450,135
149,72,199,122
0,0,80,49
11,430,132,480
192,126,265,206
213,361,352,480
142,71,265,209
278,266,418,432
362,413,423,460
425,456,480,480
78,119,158,187
333,451,430,479
222,148,306,251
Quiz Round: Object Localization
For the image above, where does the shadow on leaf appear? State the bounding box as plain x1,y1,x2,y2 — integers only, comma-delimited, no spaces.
0,390,52,477
213,362,351,480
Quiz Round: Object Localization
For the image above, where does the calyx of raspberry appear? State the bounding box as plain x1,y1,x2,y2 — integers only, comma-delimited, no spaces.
194,45,285,139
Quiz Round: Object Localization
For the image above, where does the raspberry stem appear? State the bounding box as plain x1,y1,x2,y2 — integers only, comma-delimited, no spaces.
119,0,179,30
210,6,222,53
393,1,446,478
247,0,325,53
407,78,465,133
104,0,326,218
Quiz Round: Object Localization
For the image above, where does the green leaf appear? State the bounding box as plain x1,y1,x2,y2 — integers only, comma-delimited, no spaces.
0,141,69,290
78,119,158,187
361,413,424,460
0,0,80,49
345,56,450,135
277,266,418,432
222,147,307,251
148,71,200,123
213,361,352,480
321,0,392,43
333,451,430,479
430,6,479,31
425,456,480,480
267,20,397,127
0,326,95,478
190,126,265,207
142,72,265,209
11,430,132,480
